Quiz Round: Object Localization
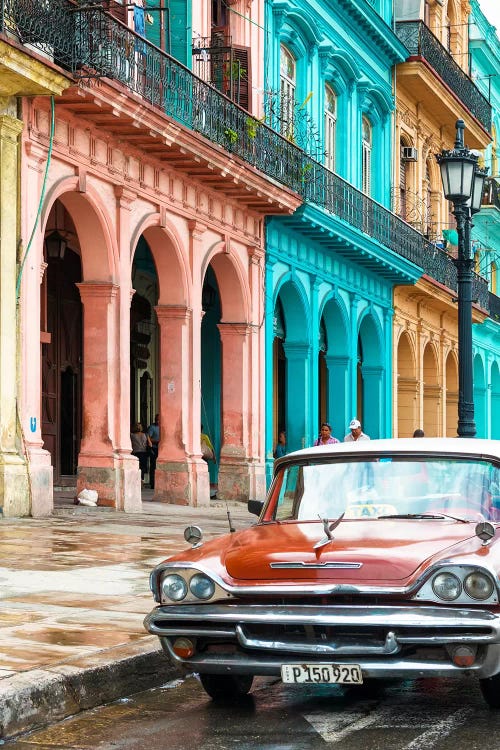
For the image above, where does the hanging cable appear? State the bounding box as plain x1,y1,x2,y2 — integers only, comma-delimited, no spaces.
16,96,55,301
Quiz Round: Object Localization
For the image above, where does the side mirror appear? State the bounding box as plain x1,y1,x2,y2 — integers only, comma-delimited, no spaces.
248,499,264,517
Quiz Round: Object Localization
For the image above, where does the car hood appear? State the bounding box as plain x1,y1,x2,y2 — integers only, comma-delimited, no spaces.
223,520,481,583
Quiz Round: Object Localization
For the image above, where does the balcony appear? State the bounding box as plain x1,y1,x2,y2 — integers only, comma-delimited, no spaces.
0,0,490,313
489,293,500,323
395,21,491,142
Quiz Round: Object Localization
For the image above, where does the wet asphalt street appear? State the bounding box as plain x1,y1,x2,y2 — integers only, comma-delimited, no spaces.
5,671,500,749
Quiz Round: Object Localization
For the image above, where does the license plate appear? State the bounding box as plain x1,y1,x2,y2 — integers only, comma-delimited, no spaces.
281,663,363,685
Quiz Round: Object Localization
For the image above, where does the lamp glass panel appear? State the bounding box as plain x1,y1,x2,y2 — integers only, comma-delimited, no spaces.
470,171,486,214
443,159,474,201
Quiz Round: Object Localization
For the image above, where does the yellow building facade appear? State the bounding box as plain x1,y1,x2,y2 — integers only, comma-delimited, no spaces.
0,35,69,516
393,0,491,437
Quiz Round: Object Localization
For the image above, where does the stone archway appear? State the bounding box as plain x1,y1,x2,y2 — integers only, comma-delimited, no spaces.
423,342,440,436
207,251,253,502
397,331,417,437
37,187,120,509
135,222,192,504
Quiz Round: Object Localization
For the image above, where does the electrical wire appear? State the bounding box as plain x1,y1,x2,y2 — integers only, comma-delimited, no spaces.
16,96,55,300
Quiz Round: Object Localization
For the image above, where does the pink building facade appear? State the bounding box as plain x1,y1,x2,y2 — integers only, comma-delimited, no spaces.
19,67,299,515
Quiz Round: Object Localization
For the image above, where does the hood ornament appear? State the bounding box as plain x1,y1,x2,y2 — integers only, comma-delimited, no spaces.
475,521,495,546
314,513,345,550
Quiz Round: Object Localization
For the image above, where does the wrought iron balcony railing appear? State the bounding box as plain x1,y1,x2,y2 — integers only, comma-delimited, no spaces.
489,292,500,322
0,0,490,313
395,21,492,133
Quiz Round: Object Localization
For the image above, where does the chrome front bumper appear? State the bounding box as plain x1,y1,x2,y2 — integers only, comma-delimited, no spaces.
144,603,500,679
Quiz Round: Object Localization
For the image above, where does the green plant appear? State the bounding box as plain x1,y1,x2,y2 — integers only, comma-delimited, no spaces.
246,117,259,139
224,127,238,144
300,162,313,179
224,61,247,81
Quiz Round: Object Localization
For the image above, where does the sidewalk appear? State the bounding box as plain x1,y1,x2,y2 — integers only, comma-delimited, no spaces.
0,491,254,740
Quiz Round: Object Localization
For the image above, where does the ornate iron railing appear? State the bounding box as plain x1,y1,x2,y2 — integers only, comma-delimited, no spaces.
489,293,500,322
0,0,490,312
395,21,492,133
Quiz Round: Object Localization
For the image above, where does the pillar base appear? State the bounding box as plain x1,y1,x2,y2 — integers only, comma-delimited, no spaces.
154,459,210,506
26,445,53,517
77,458,141,512
0,453,30,517
218,458,263,503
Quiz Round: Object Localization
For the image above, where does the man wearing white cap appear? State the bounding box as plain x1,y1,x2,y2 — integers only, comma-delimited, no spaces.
344,418,370,442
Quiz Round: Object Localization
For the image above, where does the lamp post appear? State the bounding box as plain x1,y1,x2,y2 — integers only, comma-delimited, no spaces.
436,119,487,438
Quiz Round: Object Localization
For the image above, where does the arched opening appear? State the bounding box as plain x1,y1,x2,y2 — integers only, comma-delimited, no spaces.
41,200,82,486
201,266,222,495
397,331,417,437
321,296,349,440
273,280,310,452
445,351,458,436
130,236,159,488
423,343,439,436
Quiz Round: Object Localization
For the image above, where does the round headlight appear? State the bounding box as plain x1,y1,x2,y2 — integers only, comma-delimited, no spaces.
189,573,215,600
162,574,188,602
464,571,494,601
432,572,462,601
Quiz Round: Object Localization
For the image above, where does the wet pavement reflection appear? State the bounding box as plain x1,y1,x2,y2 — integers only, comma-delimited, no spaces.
5,671,500,749
0,497,252,673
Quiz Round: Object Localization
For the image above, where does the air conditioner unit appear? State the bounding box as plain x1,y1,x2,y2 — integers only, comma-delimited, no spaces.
402,146,418,162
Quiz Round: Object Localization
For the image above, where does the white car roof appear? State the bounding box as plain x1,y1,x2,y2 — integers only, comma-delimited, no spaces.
278,437,500,462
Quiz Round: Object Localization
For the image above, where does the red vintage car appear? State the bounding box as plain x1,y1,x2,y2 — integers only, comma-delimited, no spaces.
144,438,500,706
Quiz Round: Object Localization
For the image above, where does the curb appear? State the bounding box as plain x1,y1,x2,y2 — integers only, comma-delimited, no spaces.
0,637,179,741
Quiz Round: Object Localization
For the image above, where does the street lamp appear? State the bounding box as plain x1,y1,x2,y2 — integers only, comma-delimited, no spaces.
436,119,487,438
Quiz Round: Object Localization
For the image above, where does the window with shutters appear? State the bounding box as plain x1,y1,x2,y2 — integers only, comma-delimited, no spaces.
107,1,127,24
324,84,336,172
280,45,296,140
192,39,251,111
492,262,497,294
362,116,372,195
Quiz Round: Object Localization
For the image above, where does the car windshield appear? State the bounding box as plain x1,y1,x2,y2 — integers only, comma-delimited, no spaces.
273,456,500,522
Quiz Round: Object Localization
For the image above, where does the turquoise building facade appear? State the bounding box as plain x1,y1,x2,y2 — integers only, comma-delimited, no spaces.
470,0,500,439
263,0,416,479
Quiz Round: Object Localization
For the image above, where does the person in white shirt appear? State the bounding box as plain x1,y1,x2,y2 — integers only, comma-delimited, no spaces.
344,419,370,442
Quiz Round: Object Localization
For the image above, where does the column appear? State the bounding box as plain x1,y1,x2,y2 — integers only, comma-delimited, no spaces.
217,322,251,502
310,278,320,444
383,307,393,437
264,259,276,487
154,304,199,505
349,294,359,418
113,187,141,511
362,366,384,439
0,115,29,517
325,355,349,441
283,342,311,450
76,282,118,505
247,245,266,501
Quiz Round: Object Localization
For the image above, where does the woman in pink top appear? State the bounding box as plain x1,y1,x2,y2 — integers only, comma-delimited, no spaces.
313,423,340,446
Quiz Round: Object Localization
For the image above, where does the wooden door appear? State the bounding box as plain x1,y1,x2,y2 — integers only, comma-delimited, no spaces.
41,249,82,484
